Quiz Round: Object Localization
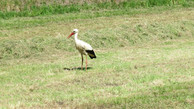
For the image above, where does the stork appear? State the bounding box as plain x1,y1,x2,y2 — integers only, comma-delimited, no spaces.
67,29,96,71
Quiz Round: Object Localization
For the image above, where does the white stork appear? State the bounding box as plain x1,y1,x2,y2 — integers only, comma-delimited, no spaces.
67,29,96,71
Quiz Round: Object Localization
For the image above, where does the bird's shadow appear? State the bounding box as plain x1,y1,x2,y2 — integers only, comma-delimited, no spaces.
63,67,92,71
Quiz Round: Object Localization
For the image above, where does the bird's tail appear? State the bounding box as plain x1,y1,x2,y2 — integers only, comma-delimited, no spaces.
86,50,96,59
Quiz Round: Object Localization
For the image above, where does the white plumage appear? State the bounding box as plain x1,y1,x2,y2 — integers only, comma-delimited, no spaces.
75,39,93,55
67,29,96,71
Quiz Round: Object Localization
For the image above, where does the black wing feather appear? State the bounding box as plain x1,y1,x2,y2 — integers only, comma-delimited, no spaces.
86,50,96,59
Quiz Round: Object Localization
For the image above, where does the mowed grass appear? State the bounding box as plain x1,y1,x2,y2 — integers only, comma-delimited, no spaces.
0,39,193,108
0,8,194,108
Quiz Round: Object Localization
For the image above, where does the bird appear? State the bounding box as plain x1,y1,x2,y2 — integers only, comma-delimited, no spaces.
67,29,96,71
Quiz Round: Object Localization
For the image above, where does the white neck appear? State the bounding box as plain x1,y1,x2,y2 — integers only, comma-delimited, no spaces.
74,33,78,41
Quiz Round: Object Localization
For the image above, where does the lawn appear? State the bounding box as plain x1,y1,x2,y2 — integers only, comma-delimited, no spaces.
0,5,194,108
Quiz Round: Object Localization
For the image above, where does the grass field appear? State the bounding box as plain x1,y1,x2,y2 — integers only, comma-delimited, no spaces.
0,1,194,108
1,0,193,19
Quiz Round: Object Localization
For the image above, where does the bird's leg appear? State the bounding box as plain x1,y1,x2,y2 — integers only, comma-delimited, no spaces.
86,55,87,71
81,54,83,70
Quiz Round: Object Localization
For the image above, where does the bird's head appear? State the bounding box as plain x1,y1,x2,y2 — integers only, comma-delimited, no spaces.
67,29,79,39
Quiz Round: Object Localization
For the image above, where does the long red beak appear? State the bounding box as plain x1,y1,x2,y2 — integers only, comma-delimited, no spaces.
67,32,75,39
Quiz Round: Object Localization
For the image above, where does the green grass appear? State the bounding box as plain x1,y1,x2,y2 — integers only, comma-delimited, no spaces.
0,7,193,60
0,0,193,19
0,39,193,108
0,7,174,29
0,3,194,108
